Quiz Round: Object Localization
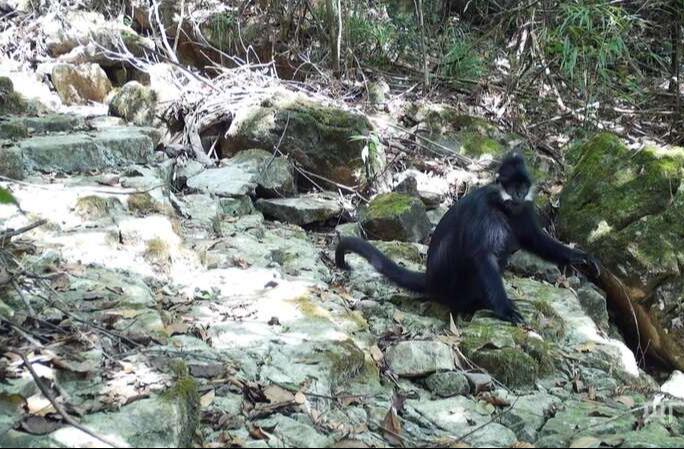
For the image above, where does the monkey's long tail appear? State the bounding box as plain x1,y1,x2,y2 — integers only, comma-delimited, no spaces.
335,237,427,293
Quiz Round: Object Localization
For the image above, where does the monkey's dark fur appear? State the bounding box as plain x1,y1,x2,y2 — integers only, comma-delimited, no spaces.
336,153,597,324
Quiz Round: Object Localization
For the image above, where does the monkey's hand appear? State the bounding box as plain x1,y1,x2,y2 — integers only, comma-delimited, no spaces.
571,251,601,278
496,305,526,325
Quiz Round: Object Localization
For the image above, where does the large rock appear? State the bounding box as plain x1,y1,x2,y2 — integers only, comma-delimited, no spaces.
558,133,684,370
1,114,85,135
222,89,382,186
187,149,295,198
109,81,157,126
407,397,518,447
404,103,555,181
51,63,112,105
359,192,431,242
40,10,154,61
385,340,455,377
423,371,470,397
0,393,197,447
0,127,156,177
231,149,296,197
256,192,342,226
0,76,27,115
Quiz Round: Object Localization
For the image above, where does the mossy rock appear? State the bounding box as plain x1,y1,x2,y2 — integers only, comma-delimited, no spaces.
460,315,555,387
0,120,29,140
559,133,684,370
558,134,684,294
75,195,123,219
224,89,381,186
559,133,683,242
128,192,162,215
109,81,157,126
405,103,555,182
0,77,27,116
359,192,431,242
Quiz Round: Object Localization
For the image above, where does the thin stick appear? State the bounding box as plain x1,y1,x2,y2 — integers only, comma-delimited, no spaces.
10,350,123,448
0,219,47,242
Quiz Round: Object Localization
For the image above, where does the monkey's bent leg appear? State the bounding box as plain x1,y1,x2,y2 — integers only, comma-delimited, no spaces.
473,254,524,324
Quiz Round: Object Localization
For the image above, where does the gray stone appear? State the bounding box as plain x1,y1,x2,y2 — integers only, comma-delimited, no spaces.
464,372,494,393
577,285,609,331
620,422,684,448
3,114,86,135
359,193,431,242
182,194,220,224
368,79,389,106
16,127,154,174
0,394,196,447
538,400,636,446
51,63,112,105
407,397,517,447
424,371,470,397
230,149,296,197
186,149,295,198
219,196,254,217
507,250,562,283
497,392,561,442
336,222,362,238
109,81,158,126
187,165,258,197
223,89,380,186
174,159,205,188
88,115,126,129
385,340,454,377
204,222,330,281
255,414,334,448
256,193,342,225
0,119,28,139
427,206,448,227
0,146,25,179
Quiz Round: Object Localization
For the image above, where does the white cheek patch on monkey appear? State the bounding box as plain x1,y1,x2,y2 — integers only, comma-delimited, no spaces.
525,185,537,202
498,185,513,202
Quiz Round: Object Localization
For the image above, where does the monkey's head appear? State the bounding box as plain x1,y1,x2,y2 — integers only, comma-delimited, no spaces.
496,152,535,212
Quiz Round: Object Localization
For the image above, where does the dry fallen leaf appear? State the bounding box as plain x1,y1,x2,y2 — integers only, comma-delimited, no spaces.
569,436,602,448
26,395,57,416
165,322,190,336
615,395,636,408
263,384,294,404
479,392,511,407
200,389,215,408
294,391,306,404
382,405,403,446
369,345,384,364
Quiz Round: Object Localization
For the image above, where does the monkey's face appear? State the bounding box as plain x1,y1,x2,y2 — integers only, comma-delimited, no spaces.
498,180,533,212
496,154,534,212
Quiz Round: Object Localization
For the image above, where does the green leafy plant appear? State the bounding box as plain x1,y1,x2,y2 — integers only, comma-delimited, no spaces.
0,187,19,208
544,1,639,90
346,13,400,65
439,39,484,83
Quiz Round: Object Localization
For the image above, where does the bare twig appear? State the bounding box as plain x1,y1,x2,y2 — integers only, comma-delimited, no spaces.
0,219,47,243
10,350,123,448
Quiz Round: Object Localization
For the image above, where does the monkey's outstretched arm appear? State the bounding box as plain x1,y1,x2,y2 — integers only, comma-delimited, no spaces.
514,206,591,267
473,254,524,324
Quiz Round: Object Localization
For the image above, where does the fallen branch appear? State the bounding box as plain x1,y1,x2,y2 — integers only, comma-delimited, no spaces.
0,219,47,243
9,350,123,448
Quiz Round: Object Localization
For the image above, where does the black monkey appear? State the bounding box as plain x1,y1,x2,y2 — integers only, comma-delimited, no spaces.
336,152,597,324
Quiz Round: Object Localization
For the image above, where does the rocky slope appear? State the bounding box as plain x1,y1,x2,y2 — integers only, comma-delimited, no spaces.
0,97,682,448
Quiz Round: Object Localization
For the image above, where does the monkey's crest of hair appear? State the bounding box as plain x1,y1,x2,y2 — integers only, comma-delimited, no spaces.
497,152,532,184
